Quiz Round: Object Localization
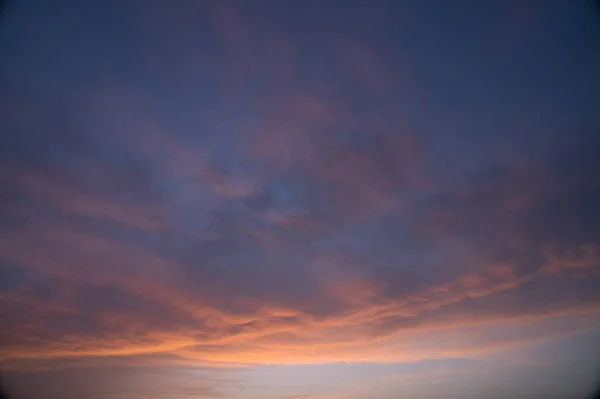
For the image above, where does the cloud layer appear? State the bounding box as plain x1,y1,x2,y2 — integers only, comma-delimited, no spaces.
0,2,599,397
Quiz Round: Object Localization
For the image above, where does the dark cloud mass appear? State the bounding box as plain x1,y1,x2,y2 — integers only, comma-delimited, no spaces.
1,1,600,398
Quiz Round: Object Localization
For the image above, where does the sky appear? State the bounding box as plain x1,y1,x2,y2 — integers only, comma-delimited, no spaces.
1,0,600,398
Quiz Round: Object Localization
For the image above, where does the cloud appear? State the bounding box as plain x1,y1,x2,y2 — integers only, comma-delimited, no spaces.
0,0,599,382
1,123,599,367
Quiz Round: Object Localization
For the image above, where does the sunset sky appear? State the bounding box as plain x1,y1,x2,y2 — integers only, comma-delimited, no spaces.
1,1,600,398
